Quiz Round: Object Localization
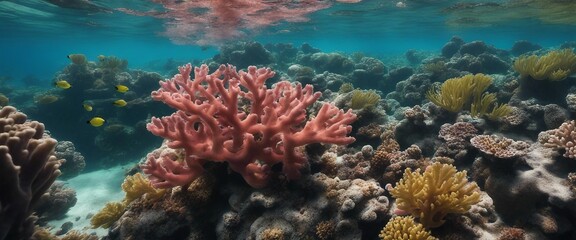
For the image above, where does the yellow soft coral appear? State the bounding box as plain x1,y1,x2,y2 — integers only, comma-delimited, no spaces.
90,202,125,228
92,173,165,229
427,74,510,119
122,173,165,205
513,49,576,81
389,162,481,228
379,216,437,240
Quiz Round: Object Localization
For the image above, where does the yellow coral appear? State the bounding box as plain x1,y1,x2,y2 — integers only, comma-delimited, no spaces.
427,74,510,119
379,216,437,240
350,89,381,110
91,202,125,228
426,74,491,112
389,162,481,228
122,173,165,205
513,49,576,81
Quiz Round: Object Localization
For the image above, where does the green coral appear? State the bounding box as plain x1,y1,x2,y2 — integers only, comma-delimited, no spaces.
388,162,481,228
513,48,576,81
426,73,511,119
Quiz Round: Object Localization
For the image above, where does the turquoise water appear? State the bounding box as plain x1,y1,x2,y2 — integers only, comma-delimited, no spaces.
2,0,574,83
2,1,576,239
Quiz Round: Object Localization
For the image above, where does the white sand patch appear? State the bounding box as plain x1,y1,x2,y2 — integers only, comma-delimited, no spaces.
46,163,133,237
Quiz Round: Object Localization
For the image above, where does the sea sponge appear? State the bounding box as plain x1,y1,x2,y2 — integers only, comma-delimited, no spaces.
388,162,481,228
513,48,576,81
90,202,125,228
379,216,437,240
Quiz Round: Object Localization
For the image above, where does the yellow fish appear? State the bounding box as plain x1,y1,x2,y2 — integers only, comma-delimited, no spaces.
83,103,93,111
87,117,106,127
55,80,71,89
113,99,127,107
115,85,129,93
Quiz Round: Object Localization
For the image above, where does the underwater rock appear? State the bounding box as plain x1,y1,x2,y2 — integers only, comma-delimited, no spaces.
54,141,86,179
388,73,432,107
441,36,465,58
459,41,489,56
35,182,77,221
309,52,354,74
543,104,569,129
511,40,542,56
213,42,274,69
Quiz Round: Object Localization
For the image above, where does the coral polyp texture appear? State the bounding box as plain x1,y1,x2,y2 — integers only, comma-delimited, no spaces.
143,63,357,188
379,216,437,240
388,162,481,228
540,120,576,158
0,106,62,240
513,48,576,81
470,135,531,159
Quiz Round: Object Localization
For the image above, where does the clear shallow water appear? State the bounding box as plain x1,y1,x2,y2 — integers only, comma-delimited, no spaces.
1,0,575,84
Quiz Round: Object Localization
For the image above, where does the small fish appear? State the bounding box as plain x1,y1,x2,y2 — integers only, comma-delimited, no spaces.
115,85,129,93
55,80,71,89
113,99,127,107
83,103,93,111
87,117,106,127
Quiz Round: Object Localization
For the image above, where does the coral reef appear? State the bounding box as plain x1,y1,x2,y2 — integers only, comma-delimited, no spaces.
388,162,481,228
379,216,436,240
0,106,63,240
143,64,356,188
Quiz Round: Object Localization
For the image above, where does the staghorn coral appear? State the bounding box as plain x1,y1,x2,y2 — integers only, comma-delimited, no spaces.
540,120,576,158
513,48,576,81
470,135,531,159
388,162,481,228
379,216,437,240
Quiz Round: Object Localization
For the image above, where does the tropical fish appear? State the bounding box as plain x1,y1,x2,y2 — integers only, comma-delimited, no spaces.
87,117,106,127
67,54,87,65
55,80,71,89
115,85,129,93
83,102,93,111
113,99,127,107
34,95,59,104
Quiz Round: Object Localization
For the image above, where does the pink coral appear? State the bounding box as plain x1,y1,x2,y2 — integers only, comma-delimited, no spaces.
540,120,576,158
117,1,330,45
143,64,356,188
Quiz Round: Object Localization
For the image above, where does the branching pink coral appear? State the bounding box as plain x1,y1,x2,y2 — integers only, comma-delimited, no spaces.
143,64,356,188
117,0,331,45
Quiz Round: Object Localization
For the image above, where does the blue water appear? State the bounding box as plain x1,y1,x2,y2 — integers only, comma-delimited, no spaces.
1,0,575,84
